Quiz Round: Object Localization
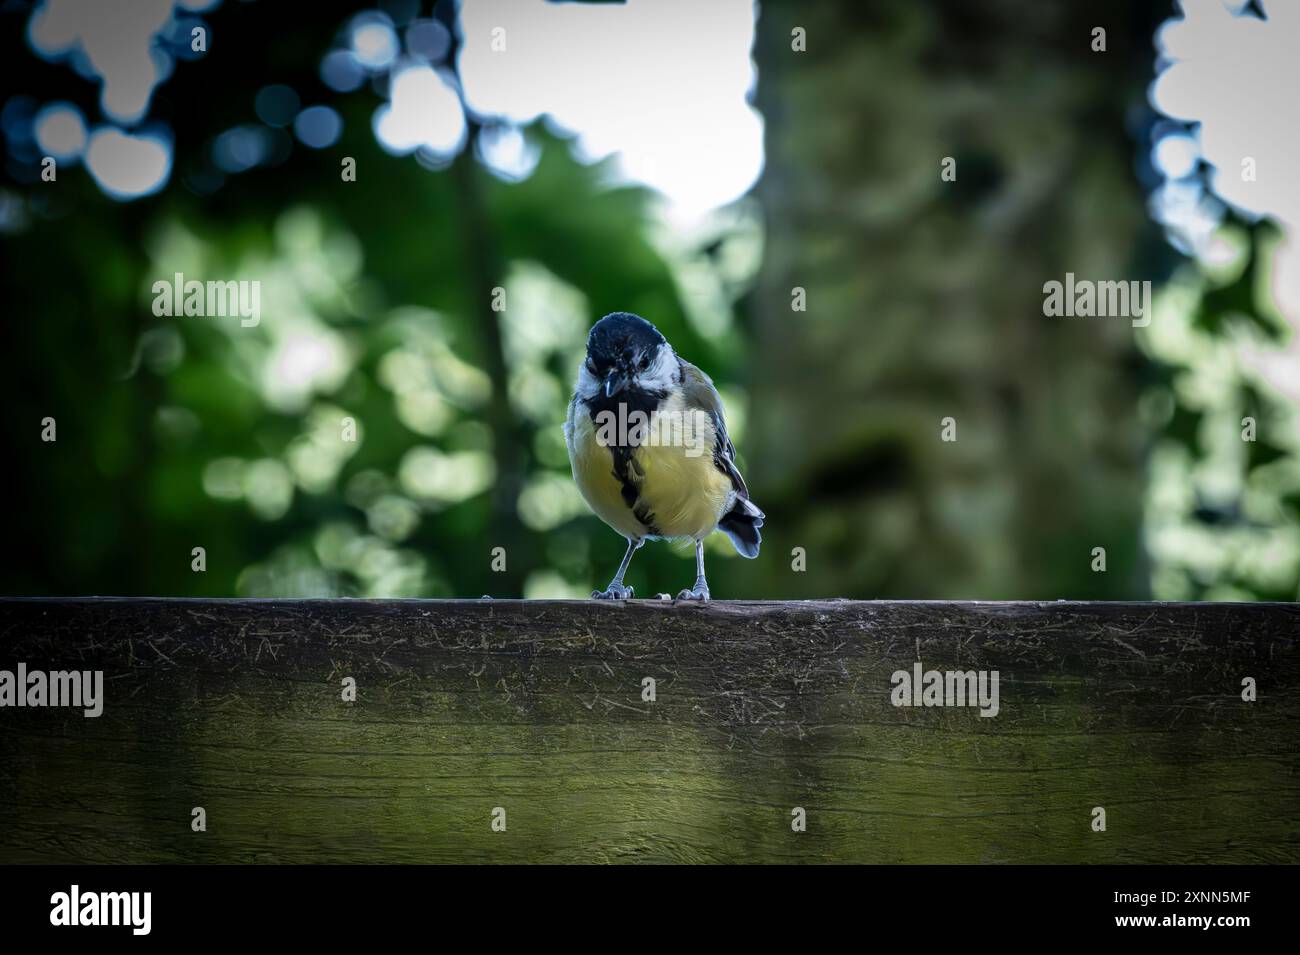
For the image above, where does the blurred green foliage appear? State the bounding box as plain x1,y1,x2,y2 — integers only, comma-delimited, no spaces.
1,1,759,599
1141,217,1300,600
1,0,1296,600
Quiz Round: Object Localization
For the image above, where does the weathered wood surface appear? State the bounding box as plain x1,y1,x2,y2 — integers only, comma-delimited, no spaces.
0,598,1296,864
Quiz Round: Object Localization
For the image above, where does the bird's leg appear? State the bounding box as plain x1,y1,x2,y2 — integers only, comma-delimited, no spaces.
593,538,642,600
676,540,711,602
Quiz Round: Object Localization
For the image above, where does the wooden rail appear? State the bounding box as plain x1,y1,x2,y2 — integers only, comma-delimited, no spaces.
0,598,1297,863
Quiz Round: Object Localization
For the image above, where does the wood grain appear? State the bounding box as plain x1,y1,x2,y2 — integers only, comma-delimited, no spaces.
0,598,1296,863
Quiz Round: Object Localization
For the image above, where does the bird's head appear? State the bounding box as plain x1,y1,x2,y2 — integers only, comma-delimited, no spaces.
579,312,677,400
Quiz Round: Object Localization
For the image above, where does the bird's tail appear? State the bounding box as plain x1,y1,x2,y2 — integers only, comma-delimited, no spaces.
719,497,764,558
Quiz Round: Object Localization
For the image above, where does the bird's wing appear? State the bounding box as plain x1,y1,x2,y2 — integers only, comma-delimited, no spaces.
679,359,752,503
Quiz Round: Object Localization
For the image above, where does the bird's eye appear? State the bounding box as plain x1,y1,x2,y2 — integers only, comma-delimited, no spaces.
586,359,597,375
638,355,650,370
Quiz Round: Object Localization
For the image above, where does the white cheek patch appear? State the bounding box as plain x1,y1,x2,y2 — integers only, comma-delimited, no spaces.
637,346,678,392
577,361,601,399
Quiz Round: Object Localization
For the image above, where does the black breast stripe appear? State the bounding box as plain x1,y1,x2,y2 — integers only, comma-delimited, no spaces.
584,390,664,536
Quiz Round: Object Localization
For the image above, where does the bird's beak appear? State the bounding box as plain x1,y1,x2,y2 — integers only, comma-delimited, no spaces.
604,369,629,397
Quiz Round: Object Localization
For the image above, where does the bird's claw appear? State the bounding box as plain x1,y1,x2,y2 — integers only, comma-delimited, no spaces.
592,583,634,600
675,585,710,603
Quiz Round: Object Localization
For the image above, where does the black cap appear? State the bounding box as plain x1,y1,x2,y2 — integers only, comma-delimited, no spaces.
586,312,666,370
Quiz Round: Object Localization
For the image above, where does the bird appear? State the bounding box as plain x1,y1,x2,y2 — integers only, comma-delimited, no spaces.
564,311,764,601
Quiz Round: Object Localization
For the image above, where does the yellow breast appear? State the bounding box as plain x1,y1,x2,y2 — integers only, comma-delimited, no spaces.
566,393,733,541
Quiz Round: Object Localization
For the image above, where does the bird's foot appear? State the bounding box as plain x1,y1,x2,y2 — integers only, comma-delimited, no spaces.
675,582,710,602
592,583,634,600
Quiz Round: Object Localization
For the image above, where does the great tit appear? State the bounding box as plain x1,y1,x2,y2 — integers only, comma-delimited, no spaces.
564,312,764,601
